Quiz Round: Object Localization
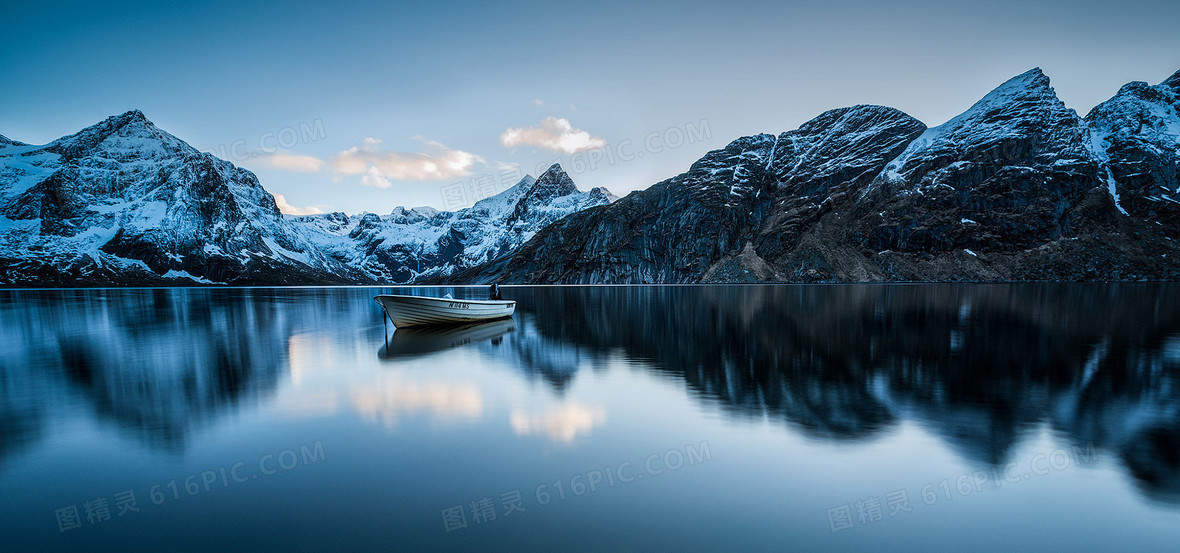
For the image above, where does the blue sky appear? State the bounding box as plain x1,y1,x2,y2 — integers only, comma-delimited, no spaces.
2,0,1178,215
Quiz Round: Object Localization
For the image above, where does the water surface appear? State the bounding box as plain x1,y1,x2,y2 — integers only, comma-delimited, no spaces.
1,284,1178,552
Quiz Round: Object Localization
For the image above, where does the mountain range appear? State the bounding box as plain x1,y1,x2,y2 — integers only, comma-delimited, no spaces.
2,66,1178,286
453,67,1180,283
0,113,610,285
292,165,613,283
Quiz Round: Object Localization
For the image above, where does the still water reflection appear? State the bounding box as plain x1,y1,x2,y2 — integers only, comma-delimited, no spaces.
1,285,1178,552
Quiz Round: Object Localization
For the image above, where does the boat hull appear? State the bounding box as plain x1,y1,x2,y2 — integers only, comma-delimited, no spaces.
374,294,516,327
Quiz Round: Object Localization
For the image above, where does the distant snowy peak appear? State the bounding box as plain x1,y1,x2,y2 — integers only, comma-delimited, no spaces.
508,164,605,224
0,134,28,147
290,162,613,283
388,205,441,222
520,163,578,205
589,186,617,203
467,174,536,217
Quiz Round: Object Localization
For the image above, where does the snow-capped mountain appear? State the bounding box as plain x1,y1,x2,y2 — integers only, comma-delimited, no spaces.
0,113,612,286
291,164,614,282
0,110,363,285
454,67,1180,283
1085,71,1180,225
879,68,1092,185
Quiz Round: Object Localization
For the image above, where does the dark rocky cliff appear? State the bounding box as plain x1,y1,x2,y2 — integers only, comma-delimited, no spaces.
454,68,1180,284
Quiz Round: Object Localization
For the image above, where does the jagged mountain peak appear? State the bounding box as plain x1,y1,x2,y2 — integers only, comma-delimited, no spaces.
46,109,192,160
956,67,1064,120
879,67,1086,183
66,109,153,139
1113,80,1154,97
1085,74,1179,132
589,186,618,203
113,109,150,124
533,163,575,189
1000,67,1048,88
0,134,29,147
1096,79,1177,110
904,68,1066,138
1163,68,1180,89
520,163,578,205
1,109,617,286
455,67,1180,286
1084,68,1180,220
464,174,536,216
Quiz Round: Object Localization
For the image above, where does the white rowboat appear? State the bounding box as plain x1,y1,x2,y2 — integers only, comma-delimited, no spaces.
374,294,516,327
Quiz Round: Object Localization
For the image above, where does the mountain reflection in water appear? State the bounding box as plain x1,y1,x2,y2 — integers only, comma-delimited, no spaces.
1,284,1178,506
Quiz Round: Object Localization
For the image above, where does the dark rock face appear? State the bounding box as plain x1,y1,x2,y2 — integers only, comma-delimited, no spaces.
831,69,1106,279
458,106,926,284
753,105,928,276
835,68,1180,282
460,68,1180,284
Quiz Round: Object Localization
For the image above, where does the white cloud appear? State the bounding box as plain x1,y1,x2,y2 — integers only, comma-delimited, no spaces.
253,153,325,173
332,138,482,182
500,116,605,154
360,166,392,189
273,193,325,216
532,98,544,106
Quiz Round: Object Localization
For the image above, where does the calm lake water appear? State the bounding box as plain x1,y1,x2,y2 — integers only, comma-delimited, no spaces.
1,284,1178,552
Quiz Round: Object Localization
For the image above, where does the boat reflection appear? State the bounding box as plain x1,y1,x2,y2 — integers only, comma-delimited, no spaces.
378,318,516,359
